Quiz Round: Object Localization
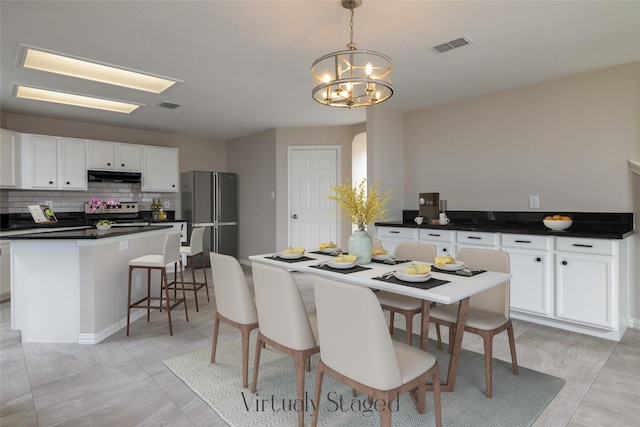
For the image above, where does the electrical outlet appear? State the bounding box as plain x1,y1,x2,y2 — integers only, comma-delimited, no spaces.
45,200,53,207
163,200,170,209
119,240,128,250
529,195,540,209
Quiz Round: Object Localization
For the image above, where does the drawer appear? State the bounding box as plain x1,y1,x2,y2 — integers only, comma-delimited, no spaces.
556,237,614,256
376,227,417,240
501,234,551,251
419,229,454,243
456,231,498,246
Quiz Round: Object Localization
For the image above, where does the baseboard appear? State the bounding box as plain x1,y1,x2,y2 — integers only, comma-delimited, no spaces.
0,291,10,303
629,317,640,330
77,310,147,345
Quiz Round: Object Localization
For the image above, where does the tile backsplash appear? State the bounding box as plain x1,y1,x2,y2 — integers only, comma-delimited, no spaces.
0,182,178,214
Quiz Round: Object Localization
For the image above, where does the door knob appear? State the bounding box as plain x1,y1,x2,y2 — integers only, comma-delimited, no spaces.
291,214,298,219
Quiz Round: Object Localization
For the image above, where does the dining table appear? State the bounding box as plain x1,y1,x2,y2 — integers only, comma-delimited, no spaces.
248,251,512,393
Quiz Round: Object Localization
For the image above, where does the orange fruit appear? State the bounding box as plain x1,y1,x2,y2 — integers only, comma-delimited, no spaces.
562,216,572,221
544,216,553,220
552,215,563,220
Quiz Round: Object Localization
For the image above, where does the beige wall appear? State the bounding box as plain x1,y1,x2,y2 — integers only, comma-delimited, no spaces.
403,62,639,213
227,129,277,261
275,125,365,251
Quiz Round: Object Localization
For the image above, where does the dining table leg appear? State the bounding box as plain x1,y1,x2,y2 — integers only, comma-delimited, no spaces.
424,296,470,393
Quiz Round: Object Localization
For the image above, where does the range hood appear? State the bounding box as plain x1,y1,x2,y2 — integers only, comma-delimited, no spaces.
87,170,142,183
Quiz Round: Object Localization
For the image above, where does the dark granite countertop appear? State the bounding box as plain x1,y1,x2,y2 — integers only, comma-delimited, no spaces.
376,210,634,240
3,225,173,240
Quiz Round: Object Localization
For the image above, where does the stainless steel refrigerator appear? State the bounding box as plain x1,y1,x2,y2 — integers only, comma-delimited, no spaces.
181,171,238,267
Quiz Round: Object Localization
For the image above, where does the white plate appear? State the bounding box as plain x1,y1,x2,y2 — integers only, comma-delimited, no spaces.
321,247,340,253
394,271,431,282
278,252,304,259
437,261,465,271
327,261,356,269
372,254,392,261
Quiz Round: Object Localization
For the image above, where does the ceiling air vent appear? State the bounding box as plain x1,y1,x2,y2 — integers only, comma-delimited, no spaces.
158,101,180,109
432,36,473,53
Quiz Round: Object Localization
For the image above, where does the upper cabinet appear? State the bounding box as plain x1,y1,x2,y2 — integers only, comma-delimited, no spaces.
142,146,179,192
0,129,20,188
88,140,141,172
20,134,87,191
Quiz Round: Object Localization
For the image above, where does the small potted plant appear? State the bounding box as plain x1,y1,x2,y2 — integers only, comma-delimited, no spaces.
96,220,114,231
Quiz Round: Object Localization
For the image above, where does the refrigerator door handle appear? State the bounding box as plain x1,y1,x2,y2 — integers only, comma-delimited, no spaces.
213,173,219,224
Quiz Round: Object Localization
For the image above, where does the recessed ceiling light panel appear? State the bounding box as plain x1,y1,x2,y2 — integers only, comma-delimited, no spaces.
13,84,142,114
18,45,181,93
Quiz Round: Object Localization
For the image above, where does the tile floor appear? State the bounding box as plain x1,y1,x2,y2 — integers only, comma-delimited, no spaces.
1,266,639,426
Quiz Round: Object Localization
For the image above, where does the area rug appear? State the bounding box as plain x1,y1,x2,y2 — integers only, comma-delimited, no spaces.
164,331,564,426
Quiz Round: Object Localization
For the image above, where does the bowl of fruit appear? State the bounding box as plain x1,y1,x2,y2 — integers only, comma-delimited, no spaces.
543,215,573,230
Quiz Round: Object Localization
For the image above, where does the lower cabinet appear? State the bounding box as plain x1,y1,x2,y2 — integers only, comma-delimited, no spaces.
419,229,453,256
377,227,417,255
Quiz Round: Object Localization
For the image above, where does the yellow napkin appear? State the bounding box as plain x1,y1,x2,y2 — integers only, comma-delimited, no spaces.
434,256,454,268
319,241,337,250
333,254,357,263
282,247,305,254
405,264,431,275
372,247,388,256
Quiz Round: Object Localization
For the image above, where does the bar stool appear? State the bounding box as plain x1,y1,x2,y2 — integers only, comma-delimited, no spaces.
170,227,209,312
126,232,188,336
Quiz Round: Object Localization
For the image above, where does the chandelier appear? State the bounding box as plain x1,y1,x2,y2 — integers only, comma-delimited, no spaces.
311,0,393,108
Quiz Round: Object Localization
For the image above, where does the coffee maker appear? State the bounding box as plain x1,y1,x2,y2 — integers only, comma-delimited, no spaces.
418,192,440,221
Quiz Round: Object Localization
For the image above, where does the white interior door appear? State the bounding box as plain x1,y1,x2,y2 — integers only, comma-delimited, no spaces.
289,147,340,250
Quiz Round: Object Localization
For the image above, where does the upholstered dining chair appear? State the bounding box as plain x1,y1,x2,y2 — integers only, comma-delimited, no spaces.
209,252,259,388
250,263,320,427
126,232,187,336
430,247,518,398
177,227,209,312
375,242,437,344
312,277,442,427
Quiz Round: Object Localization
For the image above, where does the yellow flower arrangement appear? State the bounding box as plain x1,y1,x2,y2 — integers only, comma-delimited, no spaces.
328,178,392,230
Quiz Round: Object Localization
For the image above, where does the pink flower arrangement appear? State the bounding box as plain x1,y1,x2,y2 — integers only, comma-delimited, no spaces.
88,198,121,213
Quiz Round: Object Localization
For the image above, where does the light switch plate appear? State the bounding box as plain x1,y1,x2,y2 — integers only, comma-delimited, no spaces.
119,241,128,250
529,195,540,209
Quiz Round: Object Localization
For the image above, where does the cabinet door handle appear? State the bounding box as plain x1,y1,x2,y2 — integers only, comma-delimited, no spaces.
66,181,70,185
49,180,54,184
572,243,593,248
442,248,448,253
467,236,481,240
536,257,542,262
561,260,568,266
107,162,111,166
428,233,441,237
515,240,532,244
390,231,400,234
172,184,176,187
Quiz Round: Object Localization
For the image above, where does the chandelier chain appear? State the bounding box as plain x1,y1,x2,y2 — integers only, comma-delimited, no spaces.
349,6,354,45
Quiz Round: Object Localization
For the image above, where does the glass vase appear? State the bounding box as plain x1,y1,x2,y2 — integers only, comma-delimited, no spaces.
348,229,373,265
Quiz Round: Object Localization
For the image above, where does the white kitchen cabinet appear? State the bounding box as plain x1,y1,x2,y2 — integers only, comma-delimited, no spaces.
142,146,179,192
1,129,20,188
20,134,87,191
88,141,141,172
501,234,553,317
455,230,499,254
555,237,619,329
419,229,453,256
0,241,10,302
376,226,417,255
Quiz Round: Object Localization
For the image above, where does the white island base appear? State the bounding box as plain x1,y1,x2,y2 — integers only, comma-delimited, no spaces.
11,228,170,344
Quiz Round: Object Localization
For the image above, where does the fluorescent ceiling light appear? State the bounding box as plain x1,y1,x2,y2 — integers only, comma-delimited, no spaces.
21,46,179,93
15,85,141,114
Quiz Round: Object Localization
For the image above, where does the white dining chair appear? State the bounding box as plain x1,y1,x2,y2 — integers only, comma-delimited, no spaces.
312,276,442,427
250,262,320,427
375,242,437,344
209,252,259,388
429,247,518,398
126,232,187,336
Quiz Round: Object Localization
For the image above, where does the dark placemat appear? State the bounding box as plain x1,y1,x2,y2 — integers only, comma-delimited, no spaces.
371,258,410,265
309,264,371,274
432,267,486,277
372,275,450,290
309,250,340,255
266,255,316,263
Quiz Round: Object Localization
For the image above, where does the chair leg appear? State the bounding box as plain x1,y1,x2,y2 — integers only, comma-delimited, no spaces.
250,334,264,393
201,252,210,302
294,352,306,427
448,326,455,354
507,322,519,375
405,312,414,345
162,268,173,336
433,367,442,427
483,333,493,398
189,257,199,312
379,398,392,427
241,325,251,388
147,269,153,317
388,311,395,334
179,260,189,321
311,363,325,427
435,323,443,350
126,266,134,336
211,315,221,363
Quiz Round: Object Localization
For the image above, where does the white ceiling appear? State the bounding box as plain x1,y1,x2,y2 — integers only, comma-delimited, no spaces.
1,1,639,142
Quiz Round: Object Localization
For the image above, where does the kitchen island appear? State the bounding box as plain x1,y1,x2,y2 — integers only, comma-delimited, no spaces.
5,226,173,344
